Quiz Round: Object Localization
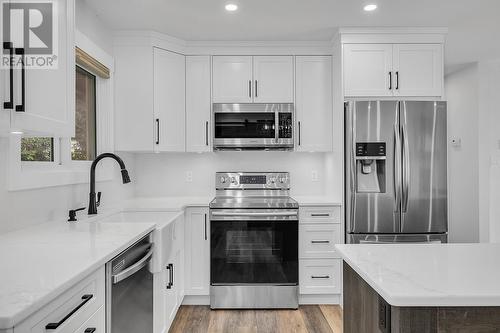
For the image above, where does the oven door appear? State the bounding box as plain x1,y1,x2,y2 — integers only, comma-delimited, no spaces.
210,209,298,285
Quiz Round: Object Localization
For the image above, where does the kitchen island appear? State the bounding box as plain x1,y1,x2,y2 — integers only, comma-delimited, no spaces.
336,244,500,333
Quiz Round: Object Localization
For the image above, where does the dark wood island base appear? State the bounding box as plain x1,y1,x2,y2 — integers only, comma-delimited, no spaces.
343,262,500,333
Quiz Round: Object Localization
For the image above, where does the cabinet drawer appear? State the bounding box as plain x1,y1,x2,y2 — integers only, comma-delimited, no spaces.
299,259,341,295
299,207,340,224
300,224,342,259
15,267,105,333
73,306,105,333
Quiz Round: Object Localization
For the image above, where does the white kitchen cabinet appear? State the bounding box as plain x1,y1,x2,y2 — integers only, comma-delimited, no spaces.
1,0,75,136
343,43,443,97
212,55,294,103
114,45,154,151
253,56,294,103
154,48,185,152
73,306,105,333
184,207,210,296
299,259,342,295
295,56,333,152
343,44,393,97
212,56,253,103
299,224,342,259
393,44,443,97
186,56,211,152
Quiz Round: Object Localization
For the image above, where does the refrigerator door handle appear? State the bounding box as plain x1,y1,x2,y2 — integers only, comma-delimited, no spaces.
393,123,402,213
401,103,410,213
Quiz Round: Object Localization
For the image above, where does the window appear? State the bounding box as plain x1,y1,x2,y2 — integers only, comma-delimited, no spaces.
72,66,97,161
20,137,55,162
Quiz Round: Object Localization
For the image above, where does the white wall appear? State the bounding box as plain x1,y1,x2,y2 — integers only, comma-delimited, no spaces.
445,64,480,243
0,1,128,234
133,152,341,199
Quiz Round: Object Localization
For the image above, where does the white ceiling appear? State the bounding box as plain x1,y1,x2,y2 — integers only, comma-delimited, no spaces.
84,0,500,71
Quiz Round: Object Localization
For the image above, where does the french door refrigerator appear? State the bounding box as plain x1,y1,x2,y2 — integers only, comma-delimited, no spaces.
345,101,448,244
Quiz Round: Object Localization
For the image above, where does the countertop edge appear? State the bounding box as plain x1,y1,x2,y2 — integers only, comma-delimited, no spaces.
0,224,156,329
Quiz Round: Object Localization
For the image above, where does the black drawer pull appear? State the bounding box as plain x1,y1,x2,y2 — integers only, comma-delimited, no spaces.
85,329,96,333
311,213,330,217
311,240,330,244
311,275,330,279
45,294,93,330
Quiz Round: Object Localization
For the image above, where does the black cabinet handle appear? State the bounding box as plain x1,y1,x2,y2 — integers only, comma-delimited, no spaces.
84,329,96,333
166,264,173,289
311,240,330,244
311,275,330,279
171,263,174,287
205,121,209,146
204,213,207,240
255,80,258,98
311,213,330,217
155,119,160,145
45,294,93,330
15,48,25,112
395,71,399,90
388,71,392,90
298,121,301,146
3,42,13,109
248,80,252,98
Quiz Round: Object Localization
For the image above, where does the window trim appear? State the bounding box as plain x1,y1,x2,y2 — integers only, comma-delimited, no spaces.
7,30,115,191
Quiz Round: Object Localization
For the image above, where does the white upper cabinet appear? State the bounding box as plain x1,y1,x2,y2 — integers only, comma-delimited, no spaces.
186,56,211,152
212,55,294,103
153,48,186,152
114,46,154,152
253,56,294,103
343,44,393,97
212,56,253,103
1,0,75,136
295,56,333,152
393,44,443,97
343,43,444,97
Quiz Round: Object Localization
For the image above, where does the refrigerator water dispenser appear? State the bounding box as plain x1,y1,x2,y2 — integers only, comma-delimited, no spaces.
355,143,386,193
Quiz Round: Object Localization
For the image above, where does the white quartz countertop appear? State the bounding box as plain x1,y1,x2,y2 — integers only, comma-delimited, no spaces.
336,243,500,307
0,221,155,329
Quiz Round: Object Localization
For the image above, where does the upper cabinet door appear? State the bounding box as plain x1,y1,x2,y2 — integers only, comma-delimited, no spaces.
393,44,443,97
9,0,75,136
186,56,211,152
343,44,393,97
295,56,333,152
253,56,294,103
154,48,185,152
212,56,252,103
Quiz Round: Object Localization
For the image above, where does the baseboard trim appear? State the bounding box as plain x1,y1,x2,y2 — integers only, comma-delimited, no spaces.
183,295,210,305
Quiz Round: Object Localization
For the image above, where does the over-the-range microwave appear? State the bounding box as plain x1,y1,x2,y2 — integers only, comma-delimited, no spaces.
213,103,294,151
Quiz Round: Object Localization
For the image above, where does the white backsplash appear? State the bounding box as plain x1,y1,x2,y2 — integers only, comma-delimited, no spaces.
133,151,342,199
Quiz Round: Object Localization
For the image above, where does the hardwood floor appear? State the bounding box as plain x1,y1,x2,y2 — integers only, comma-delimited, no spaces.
169,305,343,333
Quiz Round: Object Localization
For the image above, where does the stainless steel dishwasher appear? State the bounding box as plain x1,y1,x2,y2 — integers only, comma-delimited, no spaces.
106,234,154,333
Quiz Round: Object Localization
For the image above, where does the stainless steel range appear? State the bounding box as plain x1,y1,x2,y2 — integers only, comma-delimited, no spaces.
209,172,299,309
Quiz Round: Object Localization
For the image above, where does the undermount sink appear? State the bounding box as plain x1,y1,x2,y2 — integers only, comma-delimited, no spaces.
95,211,184,273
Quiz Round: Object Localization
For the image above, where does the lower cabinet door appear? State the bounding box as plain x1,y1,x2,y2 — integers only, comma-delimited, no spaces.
299,259,342,295
73,306,105,333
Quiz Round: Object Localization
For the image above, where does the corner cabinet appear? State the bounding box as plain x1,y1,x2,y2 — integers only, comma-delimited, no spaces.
212,55,294,103
344,43,443,97
114,46,186,152
0,0,75,136
295,56,333,152
186,56,211,152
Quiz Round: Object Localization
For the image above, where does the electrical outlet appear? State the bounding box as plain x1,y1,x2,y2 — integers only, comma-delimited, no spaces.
186,171,193,182
311,170,319,182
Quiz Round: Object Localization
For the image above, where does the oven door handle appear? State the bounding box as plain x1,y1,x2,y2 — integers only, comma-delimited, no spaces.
211,211,298,217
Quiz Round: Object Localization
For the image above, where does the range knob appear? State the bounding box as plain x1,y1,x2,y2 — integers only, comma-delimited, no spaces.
220,176,227,184
231,177,237,184
279,177,286,183
269,177,276,184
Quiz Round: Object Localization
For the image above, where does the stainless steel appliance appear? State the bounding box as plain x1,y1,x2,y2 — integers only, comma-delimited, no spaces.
213,103,294,150
345,101,448,244
106,234,154,333
209,172,299,309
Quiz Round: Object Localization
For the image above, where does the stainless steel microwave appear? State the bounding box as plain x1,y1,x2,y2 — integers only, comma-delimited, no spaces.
213,103,294,150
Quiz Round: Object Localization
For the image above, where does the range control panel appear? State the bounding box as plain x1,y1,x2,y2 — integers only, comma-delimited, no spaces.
215,172,290,189
356,142,386,157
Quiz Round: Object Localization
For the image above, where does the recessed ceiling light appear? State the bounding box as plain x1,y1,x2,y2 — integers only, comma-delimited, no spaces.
225,3,238,12
363,4,378,11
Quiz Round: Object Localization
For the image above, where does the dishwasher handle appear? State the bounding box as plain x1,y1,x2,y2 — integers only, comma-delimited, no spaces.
112,246,154,284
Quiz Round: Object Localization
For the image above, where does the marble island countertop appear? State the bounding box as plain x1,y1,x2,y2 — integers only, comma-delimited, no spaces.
0,220,155,329
336,243,500,307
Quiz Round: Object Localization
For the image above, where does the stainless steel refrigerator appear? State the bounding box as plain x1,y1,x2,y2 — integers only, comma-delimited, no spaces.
345,101,448,244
